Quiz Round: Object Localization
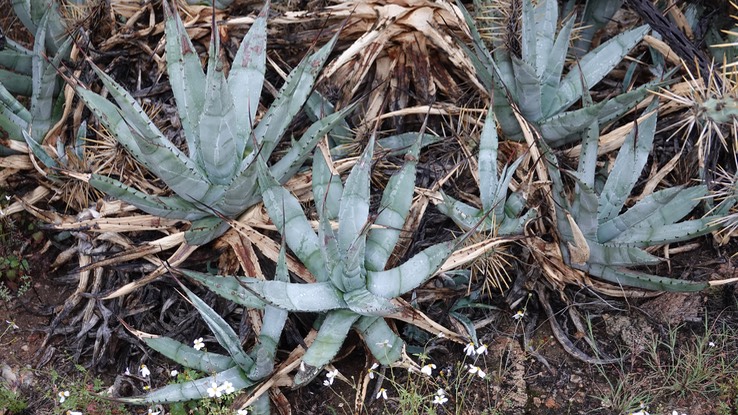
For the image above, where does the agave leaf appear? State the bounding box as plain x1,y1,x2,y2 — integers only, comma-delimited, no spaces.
241,279,346,312
512,56,544,122
177,282,255,373
538,103,603,146
353,316,403,365
608,217,718,246
305,91,353,148
248,245,289,380
318,204,344,291
546,25,649,117
0,83,31,123
436,192,490,231
295,310,360,386
142,336,235,373
312,147,343,221
248,395,271,415
180,269,266,308
185,217,230,245
337,138,373,292
521,0,557,79
0,69,33,96
377,132,441,155
343,288,398,316
478,110,499,213
586,241,662,267
257,157,325,280
117,366,252,405
365,137,420,272
251,32,339,162
367,240,456,298
269,106,355,184
228,2,268,153
598,100,658,224
163,0,206,155
579,263,709,292
197,25,240,184
79,66,215,203
22,130,57,168
0,38,33,74
89,175,207,220
29,10,58,142
541,13,576,92
11,0,36,35
597,186,700,242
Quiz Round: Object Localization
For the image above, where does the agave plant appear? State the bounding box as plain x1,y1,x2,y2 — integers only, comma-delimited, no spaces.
178,136,466,387
541,99,724,291
118,246,290,413
436,109,536,235
458,0,658,147
0,2,72,156
69,1,348,246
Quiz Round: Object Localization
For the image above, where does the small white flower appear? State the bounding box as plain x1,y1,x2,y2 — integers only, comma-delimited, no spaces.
432,394,448,405
66,411,83,415
464,342,476,357
376,388,388,400
58,390,70,403
206,381,221,398
219,380,235,395
148,408,161,415
323,368,339,386
139,364,150,378
436,332,446,338
237,409,249,415
467,364,486,378
376,339,392,349
368,362,379,379
170,370,179,377
193,337,205,351
6,320,18,330
124,367,131,376
420,363,436,376
709,341,716,347
475,344,488,356
299,361,306,372
513,310,525,320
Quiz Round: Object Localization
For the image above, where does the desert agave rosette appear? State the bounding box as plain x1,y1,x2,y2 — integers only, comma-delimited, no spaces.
181,136,467,386
69,0,348,246
458,0,660,147
541,99,738,291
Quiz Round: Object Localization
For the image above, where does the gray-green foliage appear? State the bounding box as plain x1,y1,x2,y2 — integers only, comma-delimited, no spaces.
116,247,290,413
436,109,536,234
73,2,348,245
0,0,71,155
541,99,719,291
181,135,462,387
459,0,655,147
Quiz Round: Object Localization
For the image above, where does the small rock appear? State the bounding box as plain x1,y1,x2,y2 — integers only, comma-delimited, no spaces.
1,363,17,384
20,345,28,352
570,374,582,384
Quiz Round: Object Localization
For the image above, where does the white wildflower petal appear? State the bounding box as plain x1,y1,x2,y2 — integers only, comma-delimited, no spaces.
368,363,379,379
420,363,436,376
436,388,446,397
139,364,151,378
468,364,486,378
463,342,476,357
432,394,448,405
66,411,83,415
219,381,235,394
237,409,249,415
513,310,525,320
124,367,131,376
475,344,488,356
206,382,220,398
436,332,446,338
709,341,716,347
376,339,392,349
58,390,70,403
377,388,388,400
148,408,161,415
170,370,179,377
193,337,205,351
